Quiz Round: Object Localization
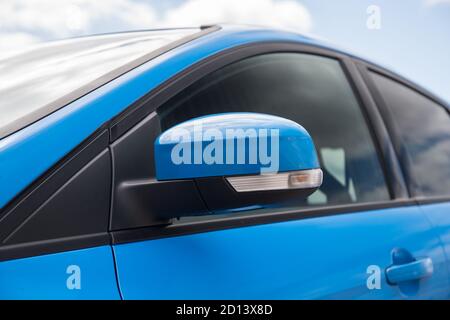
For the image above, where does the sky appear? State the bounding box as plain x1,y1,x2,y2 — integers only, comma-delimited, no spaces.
0,0,449,103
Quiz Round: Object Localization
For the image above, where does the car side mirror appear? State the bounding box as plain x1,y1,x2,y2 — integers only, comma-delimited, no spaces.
154,112,322,216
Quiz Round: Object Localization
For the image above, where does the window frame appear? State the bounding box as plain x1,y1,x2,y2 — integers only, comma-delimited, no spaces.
356,59,450,203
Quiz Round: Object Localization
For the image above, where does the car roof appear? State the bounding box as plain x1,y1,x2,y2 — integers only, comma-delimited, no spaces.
0,28,200,139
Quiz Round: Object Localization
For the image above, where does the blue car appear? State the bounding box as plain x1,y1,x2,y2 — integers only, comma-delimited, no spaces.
0,24,450,300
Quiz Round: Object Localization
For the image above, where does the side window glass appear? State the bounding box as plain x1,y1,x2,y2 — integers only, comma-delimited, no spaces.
370,71,450,197
158,53,390,211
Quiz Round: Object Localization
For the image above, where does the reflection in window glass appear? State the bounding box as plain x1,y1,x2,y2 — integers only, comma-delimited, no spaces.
370,71,450,197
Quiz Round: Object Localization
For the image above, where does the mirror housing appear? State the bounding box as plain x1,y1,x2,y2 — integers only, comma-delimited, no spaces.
156,113,321,180
154,113,322,215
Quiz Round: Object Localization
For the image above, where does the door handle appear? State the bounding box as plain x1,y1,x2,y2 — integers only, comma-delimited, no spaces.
386,257,433,285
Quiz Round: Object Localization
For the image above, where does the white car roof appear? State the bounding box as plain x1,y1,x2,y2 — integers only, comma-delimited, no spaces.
0,28,200,139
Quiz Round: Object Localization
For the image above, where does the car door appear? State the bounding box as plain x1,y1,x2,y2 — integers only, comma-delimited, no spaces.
365,67,450,294
111,49,449,299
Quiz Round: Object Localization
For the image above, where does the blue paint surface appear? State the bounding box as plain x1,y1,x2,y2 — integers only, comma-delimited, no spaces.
155,112,319,180
0,246,120,299
113,206,449,299
420,202,450,289
0,26,328,209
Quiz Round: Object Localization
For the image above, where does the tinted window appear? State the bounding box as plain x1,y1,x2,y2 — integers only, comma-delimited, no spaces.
370,71,450,197
159,53,389,207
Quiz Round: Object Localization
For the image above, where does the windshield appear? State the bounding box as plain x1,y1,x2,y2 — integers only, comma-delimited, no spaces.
0,28,199,139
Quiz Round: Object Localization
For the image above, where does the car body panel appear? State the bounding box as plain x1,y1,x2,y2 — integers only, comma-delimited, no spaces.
0,245,120,299
113,206,449,299
420,203,450,281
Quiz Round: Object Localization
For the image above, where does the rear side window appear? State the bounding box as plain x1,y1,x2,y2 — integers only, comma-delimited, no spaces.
370,71,450,197
159,53,390,207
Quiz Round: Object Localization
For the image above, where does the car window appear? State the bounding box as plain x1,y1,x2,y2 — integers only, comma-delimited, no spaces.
370,71,450,197
158,53,389,211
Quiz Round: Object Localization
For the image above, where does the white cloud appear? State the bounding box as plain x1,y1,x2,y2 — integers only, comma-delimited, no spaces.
0,0,312,54
0,0,157,37
162,0,312,32
0,0,157,54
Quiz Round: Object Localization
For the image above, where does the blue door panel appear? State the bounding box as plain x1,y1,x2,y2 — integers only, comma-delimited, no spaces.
420,202,450,285
113,206,449,299
0,245,120,299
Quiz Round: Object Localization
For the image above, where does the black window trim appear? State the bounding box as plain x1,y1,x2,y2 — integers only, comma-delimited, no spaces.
345,59,409,200
111,198,417,245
